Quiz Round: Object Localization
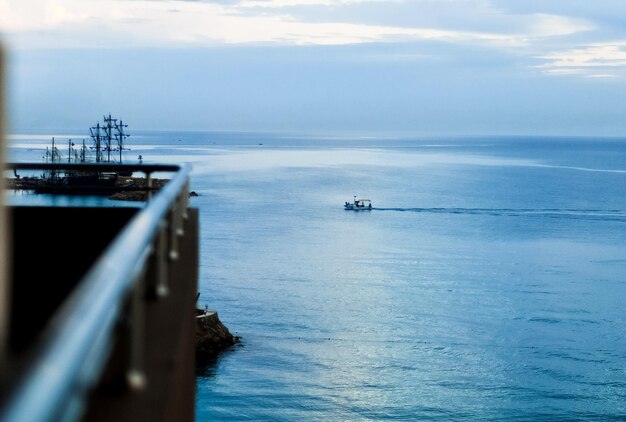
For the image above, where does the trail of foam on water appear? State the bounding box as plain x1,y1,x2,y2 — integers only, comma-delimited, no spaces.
372,208,626,221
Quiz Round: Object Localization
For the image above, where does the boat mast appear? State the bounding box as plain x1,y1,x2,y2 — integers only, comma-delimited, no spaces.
87,116,131,164
115,119,129,163
51,137,56,179
90,123,102,162
81,139,87,163
104,114,117,163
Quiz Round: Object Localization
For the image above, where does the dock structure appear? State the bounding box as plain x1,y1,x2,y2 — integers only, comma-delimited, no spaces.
1,163,199,422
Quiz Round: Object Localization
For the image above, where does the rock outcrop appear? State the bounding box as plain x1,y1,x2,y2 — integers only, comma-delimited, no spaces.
196,309,239,356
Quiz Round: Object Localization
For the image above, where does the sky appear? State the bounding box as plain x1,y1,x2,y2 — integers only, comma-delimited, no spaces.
0,0,625,135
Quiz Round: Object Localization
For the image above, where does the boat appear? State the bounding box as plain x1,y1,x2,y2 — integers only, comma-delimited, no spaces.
9,115,135,195
344,196,372,211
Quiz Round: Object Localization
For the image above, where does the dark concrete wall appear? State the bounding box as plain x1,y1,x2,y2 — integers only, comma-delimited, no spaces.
9,206,138,353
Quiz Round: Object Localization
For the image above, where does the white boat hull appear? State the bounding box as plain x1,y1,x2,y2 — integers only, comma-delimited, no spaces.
344,204,372,211
344,197,372,210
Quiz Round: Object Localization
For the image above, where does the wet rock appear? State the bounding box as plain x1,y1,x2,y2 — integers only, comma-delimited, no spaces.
196,309,239,356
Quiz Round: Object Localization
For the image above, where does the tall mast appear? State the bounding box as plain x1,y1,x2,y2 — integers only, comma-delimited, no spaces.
90,123,102,162
51,137,56,179
115,119,129,163
88,116,131,164
81,139,86,163
104,114,117,163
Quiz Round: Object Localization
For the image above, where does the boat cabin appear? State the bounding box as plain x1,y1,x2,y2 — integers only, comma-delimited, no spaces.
344,197,372,210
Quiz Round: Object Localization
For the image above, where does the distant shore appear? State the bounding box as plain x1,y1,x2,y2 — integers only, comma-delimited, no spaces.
6,175,169,201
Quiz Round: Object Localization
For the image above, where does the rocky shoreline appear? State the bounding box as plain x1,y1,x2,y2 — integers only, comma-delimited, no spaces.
196,309,240,356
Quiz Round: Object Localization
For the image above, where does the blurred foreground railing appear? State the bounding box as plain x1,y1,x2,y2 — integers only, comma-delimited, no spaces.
0,163,197,422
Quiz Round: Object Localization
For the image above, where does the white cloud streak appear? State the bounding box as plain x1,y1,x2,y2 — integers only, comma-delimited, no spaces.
238,0,395,7
538,42,626,78
526,13,593,38
3,0,623,80
0,0,592,49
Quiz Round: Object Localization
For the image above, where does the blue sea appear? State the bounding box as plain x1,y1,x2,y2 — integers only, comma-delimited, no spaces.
8,131,626,420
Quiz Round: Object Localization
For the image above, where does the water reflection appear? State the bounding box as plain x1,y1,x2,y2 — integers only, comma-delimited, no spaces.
196,344,243,378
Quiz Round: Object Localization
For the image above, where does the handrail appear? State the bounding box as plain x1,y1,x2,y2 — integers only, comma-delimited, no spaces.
8,162,181,173
0,163,191,422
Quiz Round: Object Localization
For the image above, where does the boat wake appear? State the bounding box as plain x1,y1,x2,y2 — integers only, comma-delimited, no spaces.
372,208,626,222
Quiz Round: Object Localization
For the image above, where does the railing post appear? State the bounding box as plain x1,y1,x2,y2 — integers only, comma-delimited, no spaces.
156,222,169,297
146,221,169,299
168,208,179,261
126,272,147,391
175,195,184,237
182,181,189,219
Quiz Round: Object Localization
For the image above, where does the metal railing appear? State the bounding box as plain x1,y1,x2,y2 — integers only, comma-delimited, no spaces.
1,163,191,422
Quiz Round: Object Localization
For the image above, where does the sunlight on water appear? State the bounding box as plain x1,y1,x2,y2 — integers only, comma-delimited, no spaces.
145,148,540,175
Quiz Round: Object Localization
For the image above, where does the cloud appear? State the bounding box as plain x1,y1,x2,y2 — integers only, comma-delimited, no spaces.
537,42,626,78
0,0,593,49
2,0,621,82
238,0,382,7
525,13,593,38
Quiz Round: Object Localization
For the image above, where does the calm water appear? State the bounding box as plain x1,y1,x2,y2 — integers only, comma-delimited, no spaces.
9,132,626,420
